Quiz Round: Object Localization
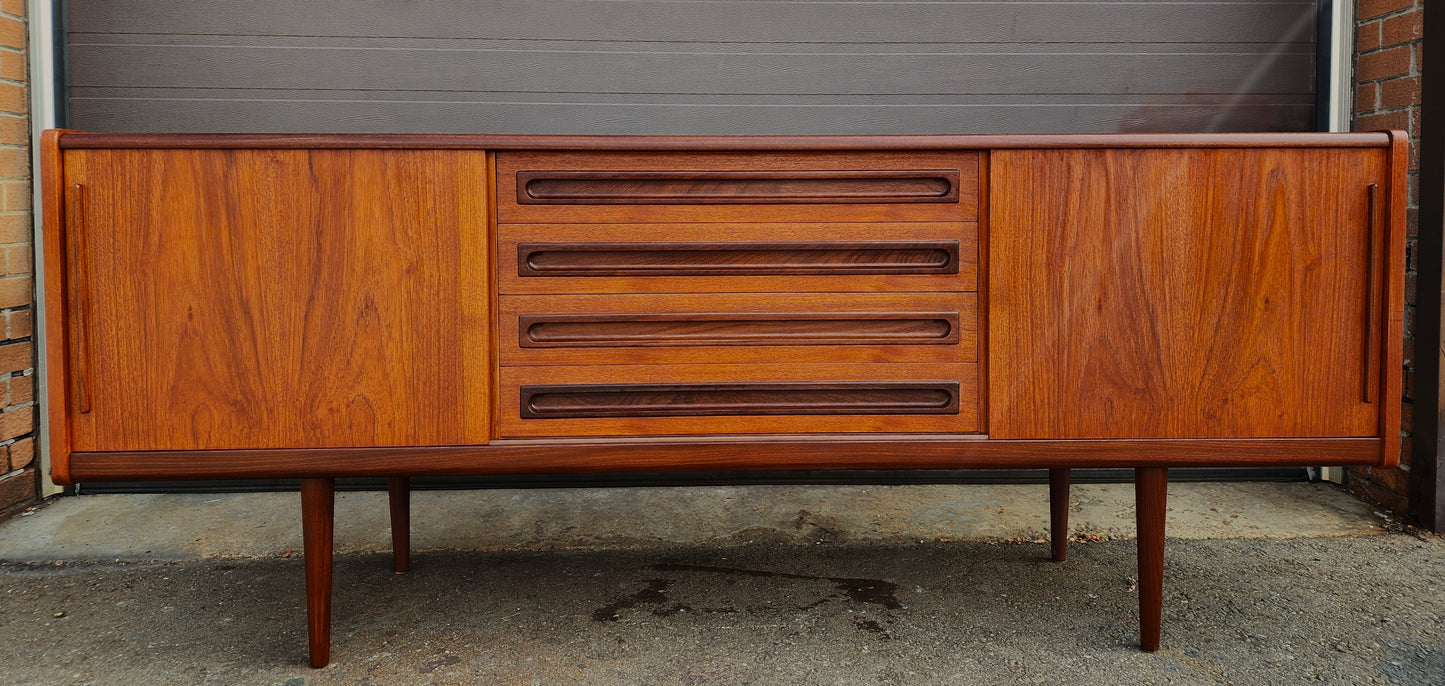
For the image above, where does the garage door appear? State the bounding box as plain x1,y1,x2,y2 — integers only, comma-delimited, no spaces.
65,0,1321,134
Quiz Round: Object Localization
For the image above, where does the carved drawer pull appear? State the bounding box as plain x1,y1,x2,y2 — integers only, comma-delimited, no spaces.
517,169,961,205
519,312,959,348
518,241,959,277
520,382,960,419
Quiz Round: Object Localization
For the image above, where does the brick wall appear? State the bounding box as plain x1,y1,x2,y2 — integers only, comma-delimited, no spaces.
0,0,33,519
1350,0,1423,512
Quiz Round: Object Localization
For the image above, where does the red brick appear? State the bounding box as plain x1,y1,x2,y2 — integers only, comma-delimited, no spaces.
0,17,23,51
1358,0,1418,21
0,148,27,177
1357,19,1382,51
0,0,21,17
0,276,28,308
1380,76,1421,109
0,341,30,373
8,373,29,405
0,467,35,511
0,405,31,441
0,117,24,145
0,81,22,112
1374,464,1409,493
6,436,29,470
5,246,26,275
5,181,26,211
1356,110,1410,133
1381,8,1423,45
6,309,29,339
1355,82,1379,113
0,51,22,83
1358,45,1413,82
0,215,24,244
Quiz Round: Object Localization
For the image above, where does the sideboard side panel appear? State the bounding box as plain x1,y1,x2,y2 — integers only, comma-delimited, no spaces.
989,147,1387,440
64,148,491,451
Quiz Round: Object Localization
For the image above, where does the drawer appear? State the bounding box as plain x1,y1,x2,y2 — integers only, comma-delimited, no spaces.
496,362,979,438
496,151,978,223
499,292,977,366
498,222,977,294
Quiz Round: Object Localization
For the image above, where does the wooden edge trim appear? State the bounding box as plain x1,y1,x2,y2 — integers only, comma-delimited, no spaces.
53,131,1395,151
67,438,1382,481
40,129,72,485
976,151,990,433
1381,130,1409,468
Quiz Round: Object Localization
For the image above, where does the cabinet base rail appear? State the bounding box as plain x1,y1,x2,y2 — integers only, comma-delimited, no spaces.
63,437,1380,483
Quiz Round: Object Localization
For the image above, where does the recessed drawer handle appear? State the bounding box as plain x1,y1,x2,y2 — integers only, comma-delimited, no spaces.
520,313,959,348
520,382,961,419
517,169,961,205
518,241,959,277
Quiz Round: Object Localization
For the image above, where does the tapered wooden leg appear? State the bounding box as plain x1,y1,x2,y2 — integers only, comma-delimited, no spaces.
1136,467,1168,652
388,476,411,574
1049,468,1071,562
300,478,335,668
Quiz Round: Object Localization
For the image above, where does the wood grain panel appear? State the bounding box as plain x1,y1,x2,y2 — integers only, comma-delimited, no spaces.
516,169,960,205
497,363,979,437
519,382,960,419
62,148,491,451
497,151,976,223
989,148,1386,439
498,222,977,293
499,292,976,366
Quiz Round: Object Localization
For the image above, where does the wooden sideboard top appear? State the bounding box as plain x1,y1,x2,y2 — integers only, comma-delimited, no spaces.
49,130,1395,151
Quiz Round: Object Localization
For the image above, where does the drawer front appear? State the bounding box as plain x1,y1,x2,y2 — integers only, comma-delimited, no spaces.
499,292,977,366
497,151,978,223
498,222,977,294
497,363,979,437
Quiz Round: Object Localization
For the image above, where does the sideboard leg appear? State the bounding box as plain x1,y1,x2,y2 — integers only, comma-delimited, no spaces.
388,476,411,574
1049,468,1071,562
1136,467,1168,652
300,477,335,668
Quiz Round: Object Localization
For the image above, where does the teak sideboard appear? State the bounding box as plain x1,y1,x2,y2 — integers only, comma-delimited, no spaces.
40,130,1407,667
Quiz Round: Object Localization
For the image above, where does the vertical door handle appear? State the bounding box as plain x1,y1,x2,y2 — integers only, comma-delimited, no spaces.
64,183,91,414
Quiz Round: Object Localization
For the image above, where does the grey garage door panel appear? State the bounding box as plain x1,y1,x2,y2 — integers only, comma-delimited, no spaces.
68,1,1317,44
68,45,1314,96
67,95,1313,135
70,34,1316,56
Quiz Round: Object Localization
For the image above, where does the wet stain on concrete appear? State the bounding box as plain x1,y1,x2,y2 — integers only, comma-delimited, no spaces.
419,652,461,673
593,578,671,621
792,509,847,544
854,618,890,637
592,562,902,639
593,577,738,622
